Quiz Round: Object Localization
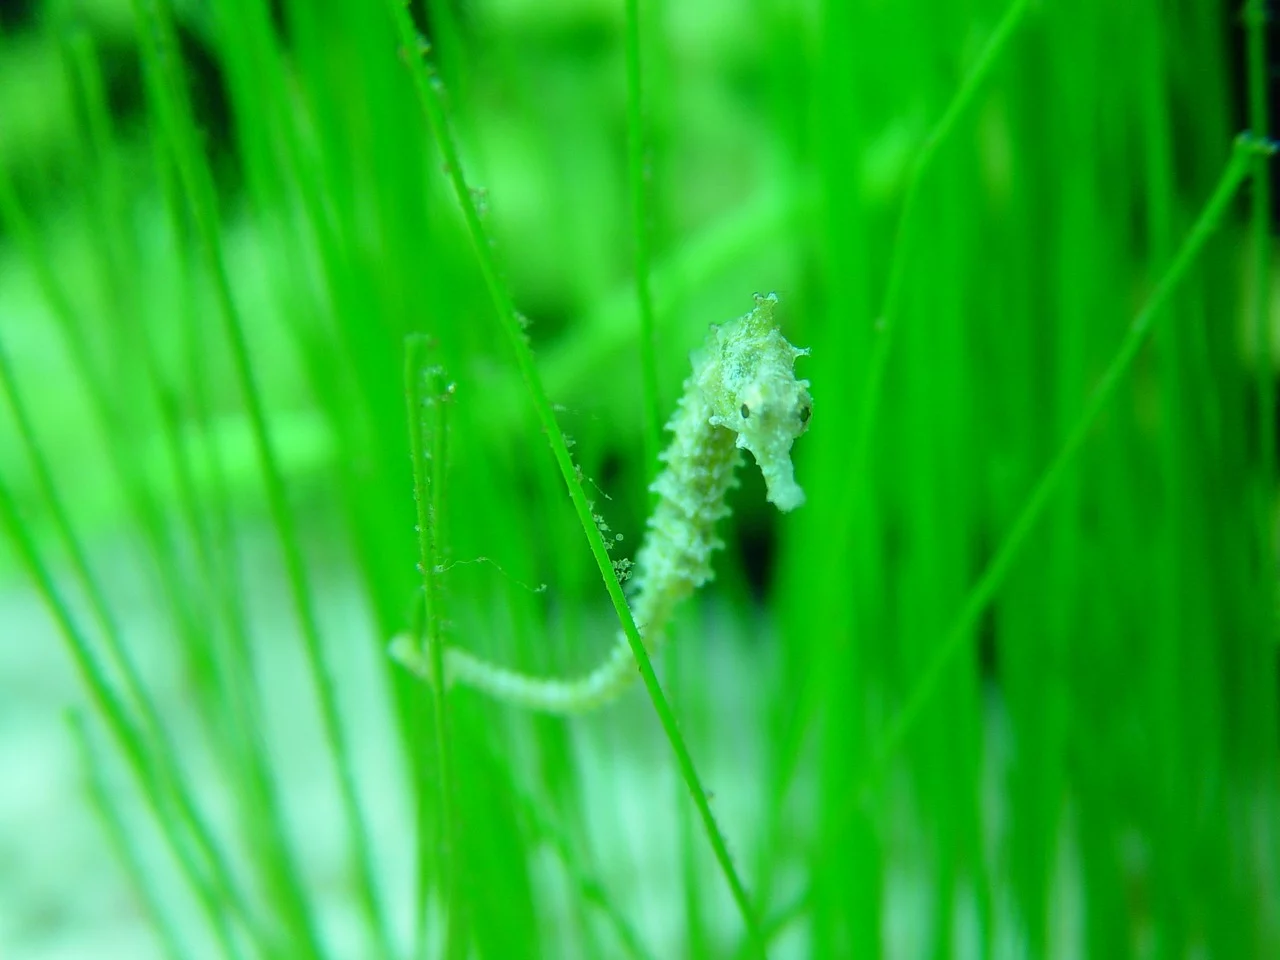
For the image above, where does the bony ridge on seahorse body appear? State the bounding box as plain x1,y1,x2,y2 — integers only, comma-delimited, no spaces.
391,292,812,713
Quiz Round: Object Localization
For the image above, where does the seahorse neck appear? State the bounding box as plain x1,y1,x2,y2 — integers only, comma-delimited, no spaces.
630,387,742,639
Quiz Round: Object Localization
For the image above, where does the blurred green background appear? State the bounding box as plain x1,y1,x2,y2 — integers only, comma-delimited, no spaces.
1,0,1278,957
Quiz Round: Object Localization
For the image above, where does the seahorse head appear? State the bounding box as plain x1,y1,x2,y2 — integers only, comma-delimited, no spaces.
698,293,812,511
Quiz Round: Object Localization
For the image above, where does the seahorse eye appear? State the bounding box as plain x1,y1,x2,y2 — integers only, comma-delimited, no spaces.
740,403,750,419
799,404,811,424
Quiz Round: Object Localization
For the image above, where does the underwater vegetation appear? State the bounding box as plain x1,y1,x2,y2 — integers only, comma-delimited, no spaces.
1,0,1278,957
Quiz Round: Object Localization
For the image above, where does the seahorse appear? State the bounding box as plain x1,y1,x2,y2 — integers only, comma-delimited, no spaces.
392,292,812,712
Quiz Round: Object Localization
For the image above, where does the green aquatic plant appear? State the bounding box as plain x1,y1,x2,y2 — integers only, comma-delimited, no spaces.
2,0,1276,956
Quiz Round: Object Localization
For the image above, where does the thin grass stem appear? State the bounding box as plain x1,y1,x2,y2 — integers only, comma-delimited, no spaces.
624,0,663,478
846,0,1033,489
128,0,393,952
763,132,1273,948
1244,0,1275,558
403,337,466,959
384,5,766,951
0,466,250,958
72,713,195,960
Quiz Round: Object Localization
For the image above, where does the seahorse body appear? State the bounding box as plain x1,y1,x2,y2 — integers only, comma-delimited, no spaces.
394,293,812,712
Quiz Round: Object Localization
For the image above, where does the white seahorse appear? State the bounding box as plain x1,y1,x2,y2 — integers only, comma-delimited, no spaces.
392,292,812,712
